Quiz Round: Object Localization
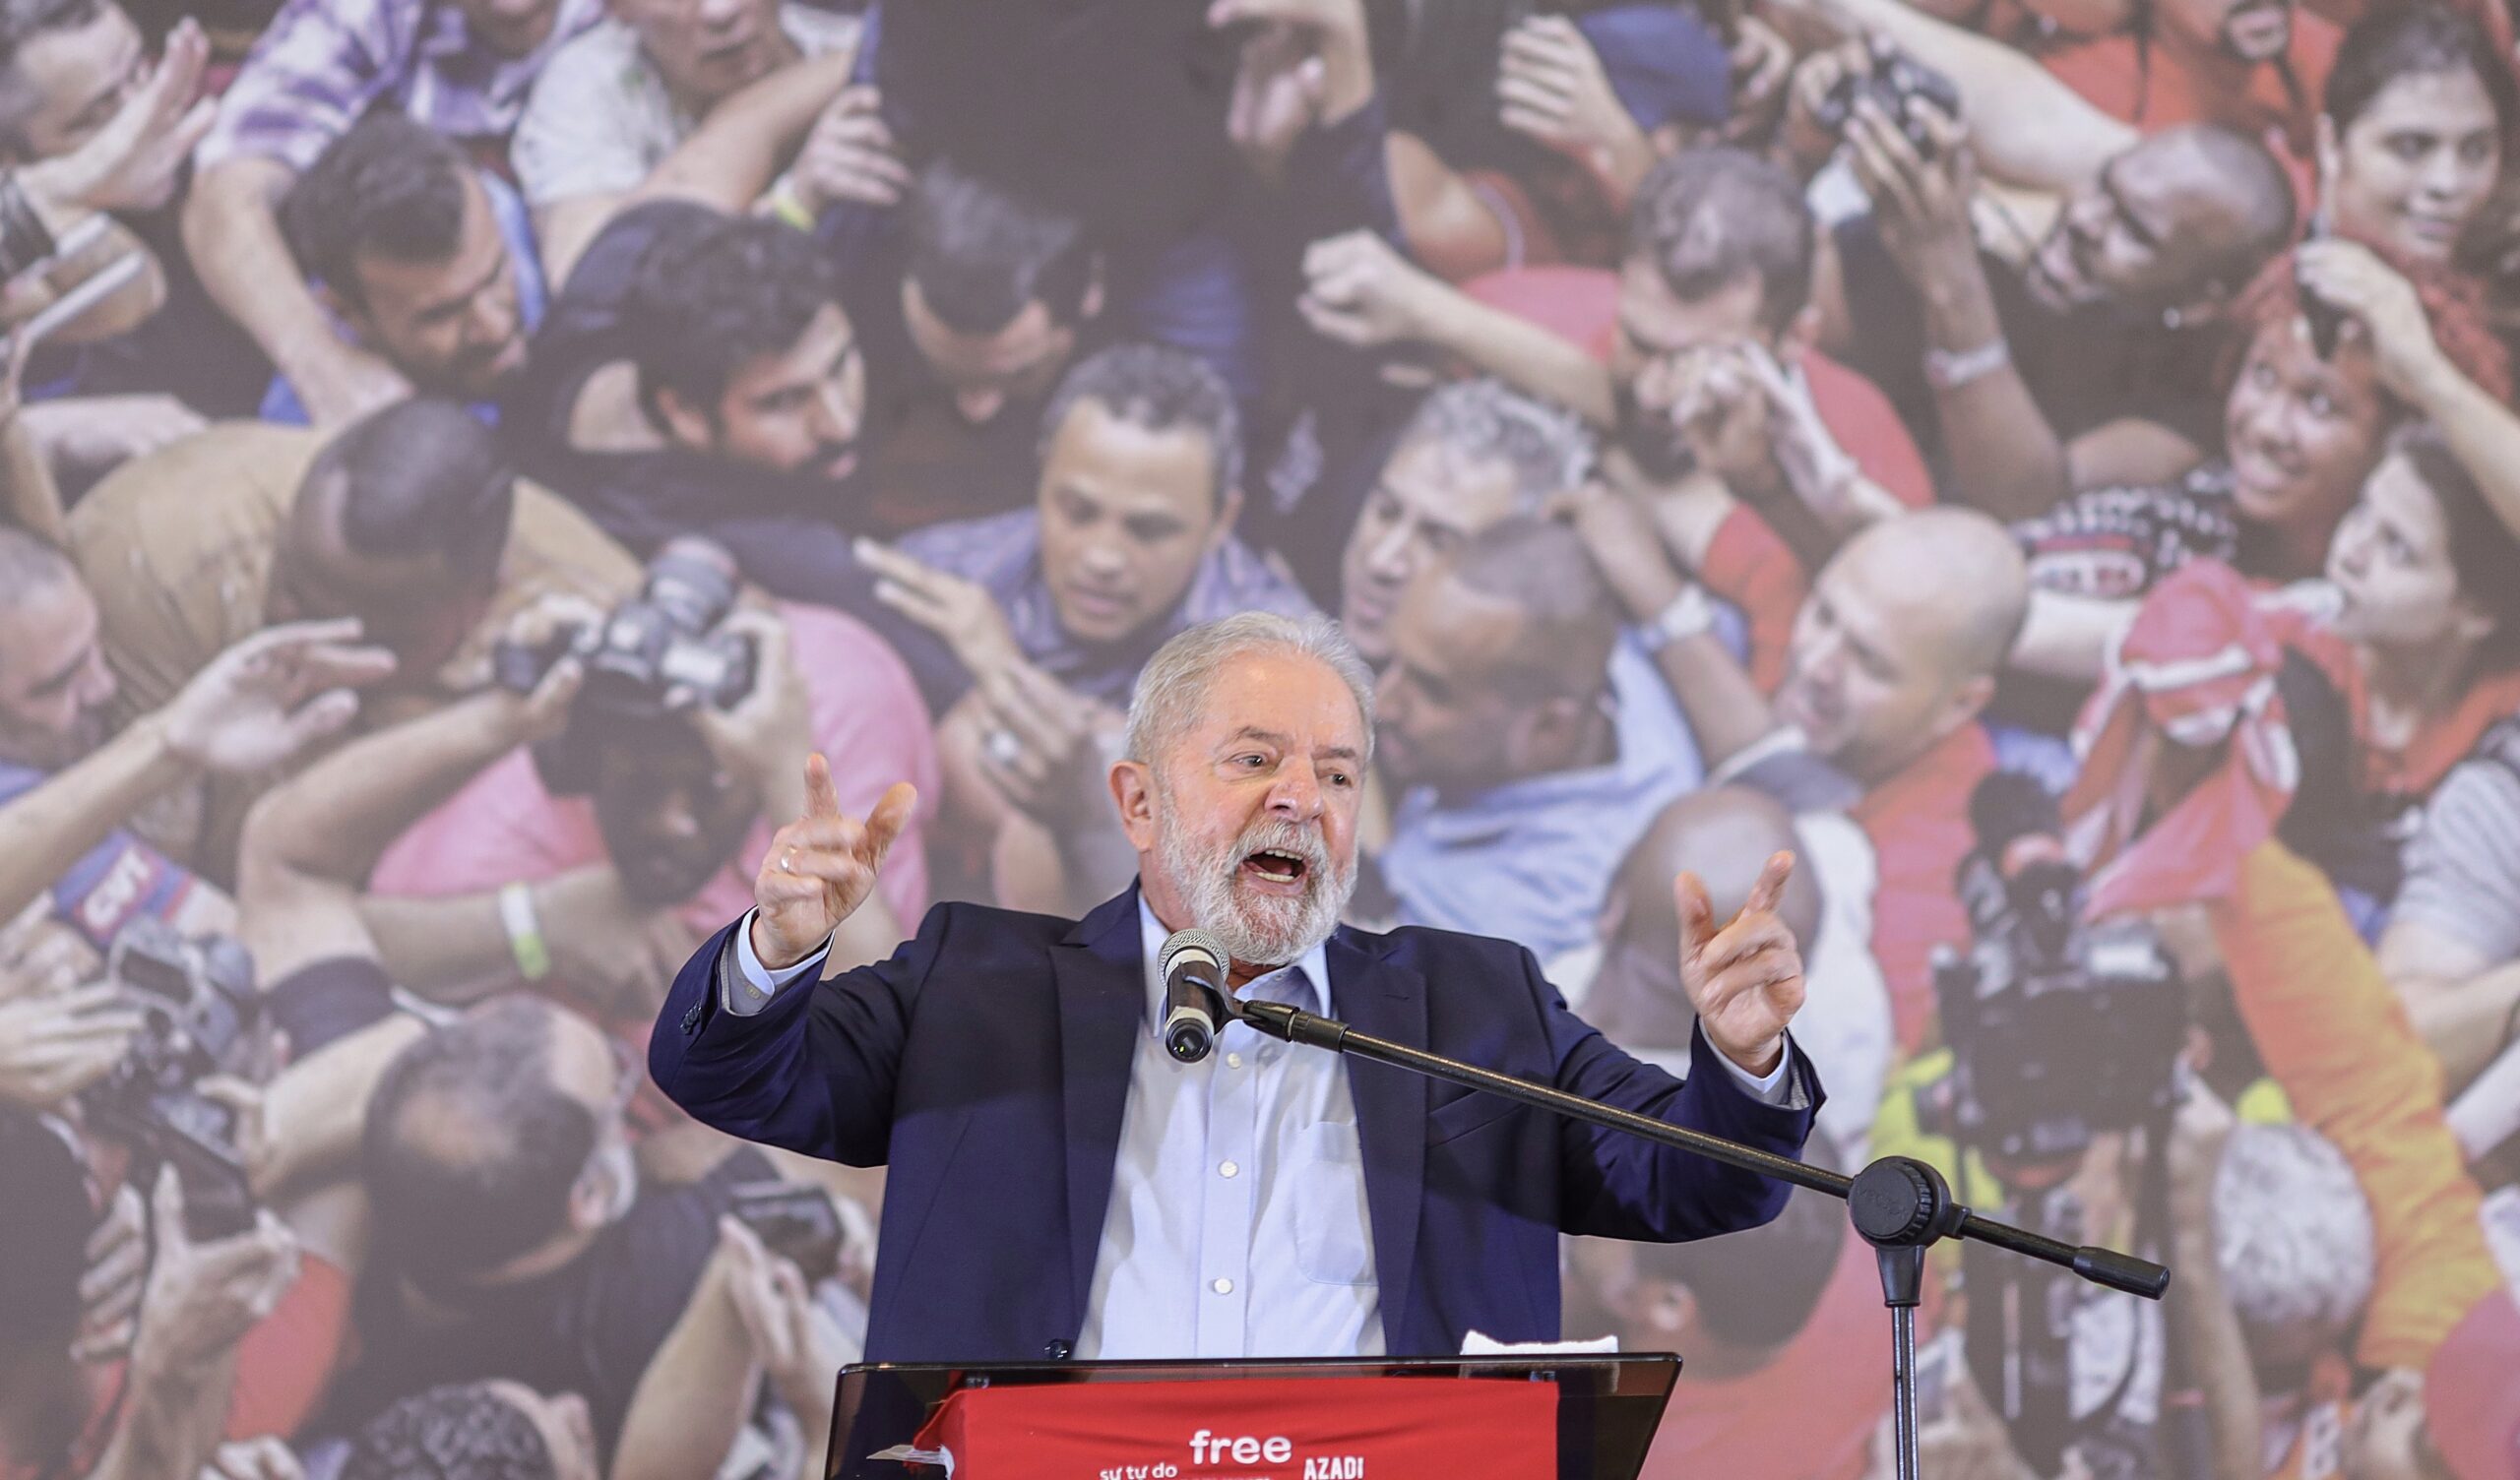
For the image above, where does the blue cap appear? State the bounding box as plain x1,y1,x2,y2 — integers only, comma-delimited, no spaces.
1574,4,1733,132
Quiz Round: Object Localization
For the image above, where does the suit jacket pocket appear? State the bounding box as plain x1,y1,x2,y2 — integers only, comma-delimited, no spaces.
1424,1090,1520,1147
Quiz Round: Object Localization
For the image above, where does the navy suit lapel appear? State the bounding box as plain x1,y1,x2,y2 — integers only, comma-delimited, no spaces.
1325,931,1428,1352
1052,889,1147,1333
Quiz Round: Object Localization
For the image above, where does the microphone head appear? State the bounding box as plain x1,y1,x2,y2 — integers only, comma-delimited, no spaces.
1159,927,1228,983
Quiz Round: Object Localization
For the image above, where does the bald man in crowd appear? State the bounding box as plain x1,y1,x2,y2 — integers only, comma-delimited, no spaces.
1637,508,2031,1053
1555,786,1892,1155
1372,518,1702,960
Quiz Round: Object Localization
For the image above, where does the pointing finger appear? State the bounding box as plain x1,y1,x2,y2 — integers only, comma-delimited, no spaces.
1744,850,1796,919
802,753,842,820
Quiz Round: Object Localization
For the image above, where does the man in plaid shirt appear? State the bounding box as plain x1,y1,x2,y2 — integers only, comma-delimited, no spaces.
181,0,600,427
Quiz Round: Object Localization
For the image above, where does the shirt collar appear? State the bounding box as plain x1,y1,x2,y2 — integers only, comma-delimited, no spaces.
1133,893,1335,1030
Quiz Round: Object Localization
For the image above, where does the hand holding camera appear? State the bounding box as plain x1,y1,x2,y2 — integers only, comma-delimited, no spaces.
129,1164,299,1385
0,902,136,1110
693,606,814,807
1812,35,1962,159
715,1211,853,1427
1835,45,1981,300
79,916,268,1240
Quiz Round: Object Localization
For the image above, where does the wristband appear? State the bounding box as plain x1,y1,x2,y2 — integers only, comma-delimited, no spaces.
762,174,817,233
1922,337,2010,392
1636,583,1715,655
499,882,551,982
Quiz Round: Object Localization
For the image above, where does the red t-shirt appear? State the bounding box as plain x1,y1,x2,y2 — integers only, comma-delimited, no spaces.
2041,15,2342,161
1635,1233,1896,1480
1700,509,1810,695
1854,722,1999,1056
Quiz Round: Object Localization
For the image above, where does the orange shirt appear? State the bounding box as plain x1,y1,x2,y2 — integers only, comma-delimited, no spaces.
2210,840,2501,1372
2041,15,2343,160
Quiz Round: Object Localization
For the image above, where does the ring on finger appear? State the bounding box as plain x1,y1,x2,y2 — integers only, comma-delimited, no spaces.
984,728,1024,768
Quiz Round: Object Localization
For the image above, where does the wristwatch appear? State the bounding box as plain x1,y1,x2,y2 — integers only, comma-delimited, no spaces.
1636,584,1715,655
1922,337,2011,392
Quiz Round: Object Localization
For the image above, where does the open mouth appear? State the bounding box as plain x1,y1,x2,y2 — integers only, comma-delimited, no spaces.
1238,849,1311,894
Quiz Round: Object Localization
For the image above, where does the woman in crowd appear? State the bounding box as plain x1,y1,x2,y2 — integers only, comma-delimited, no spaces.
2009,240,2511,683
2317,2,2514,266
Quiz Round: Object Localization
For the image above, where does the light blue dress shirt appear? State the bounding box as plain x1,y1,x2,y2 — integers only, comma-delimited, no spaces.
722,897,1798,1356
1382,638,1706,962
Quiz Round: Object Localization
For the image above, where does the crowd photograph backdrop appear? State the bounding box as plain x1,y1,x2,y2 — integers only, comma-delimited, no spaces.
0,0,2517,1476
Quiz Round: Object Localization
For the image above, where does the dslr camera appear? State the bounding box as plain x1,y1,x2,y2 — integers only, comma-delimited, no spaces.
1814,37,1963,158
496,536,760,795
79,917,263,1241
1922,772,2185,1173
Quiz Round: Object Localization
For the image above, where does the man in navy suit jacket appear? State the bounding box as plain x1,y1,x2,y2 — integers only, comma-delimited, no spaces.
650,610,1823,1362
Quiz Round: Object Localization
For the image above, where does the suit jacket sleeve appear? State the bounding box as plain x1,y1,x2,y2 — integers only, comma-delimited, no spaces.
647,903,956,1167
1531,948,1827,1243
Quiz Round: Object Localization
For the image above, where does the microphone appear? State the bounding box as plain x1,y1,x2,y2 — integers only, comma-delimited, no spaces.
1158,928,1229,1064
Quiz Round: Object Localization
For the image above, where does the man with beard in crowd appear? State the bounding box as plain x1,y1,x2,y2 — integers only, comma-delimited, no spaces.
513,206,962,709
651,610,1824,1361
1813,96,2299,517
263,114,543,426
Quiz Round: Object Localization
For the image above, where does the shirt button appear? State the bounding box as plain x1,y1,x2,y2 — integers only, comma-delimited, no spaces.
1226,1052,1244,1070
1211,1277,1233,1295
1219,1160,1239,1179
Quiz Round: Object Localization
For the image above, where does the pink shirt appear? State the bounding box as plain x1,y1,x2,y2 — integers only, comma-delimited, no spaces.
370,600,940,1012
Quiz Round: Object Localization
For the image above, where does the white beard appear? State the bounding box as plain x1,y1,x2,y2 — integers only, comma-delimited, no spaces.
1153,781,1355,968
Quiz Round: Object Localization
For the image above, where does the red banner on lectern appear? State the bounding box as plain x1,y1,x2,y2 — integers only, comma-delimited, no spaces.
908,1374,1557,1480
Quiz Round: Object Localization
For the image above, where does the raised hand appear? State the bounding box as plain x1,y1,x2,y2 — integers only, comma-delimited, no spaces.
158,618,397,773
749,756,916,970
791,86,911,213
1675,851,1805,1077
855,536,1026,682
2294,237,2452,403
1497,16,1652,193
25,17,213,215
1298,228,1444,349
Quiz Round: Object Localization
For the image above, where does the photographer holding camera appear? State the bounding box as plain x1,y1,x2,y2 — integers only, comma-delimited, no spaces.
1796,37,2298,523
2,1108,302,1480
365,537,937,1018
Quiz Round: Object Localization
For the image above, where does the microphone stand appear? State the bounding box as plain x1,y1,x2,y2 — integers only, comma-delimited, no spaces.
1230,998,2170,1480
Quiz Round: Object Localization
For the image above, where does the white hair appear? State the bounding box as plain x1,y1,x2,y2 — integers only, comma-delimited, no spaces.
2213,1124,2376,1357
1398,378,1594,511
1123,612,1376,769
